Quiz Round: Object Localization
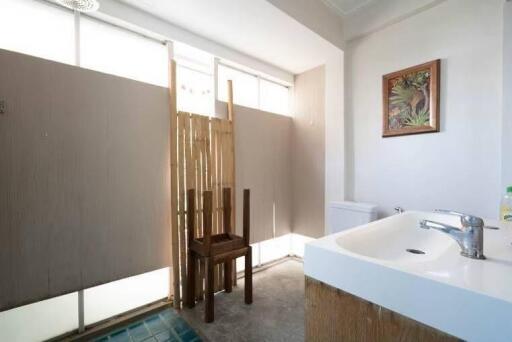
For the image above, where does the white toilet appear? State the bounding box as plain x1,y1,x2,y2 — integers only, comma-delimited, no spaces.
328,201,378,234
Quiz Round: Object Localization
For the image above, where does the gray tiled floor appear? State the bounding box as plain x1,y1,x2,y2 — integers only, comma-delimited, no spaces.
181,259,305,342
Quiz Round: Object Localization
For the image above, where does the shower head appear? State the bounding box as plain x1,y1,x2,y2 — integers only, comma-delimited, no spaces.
55,0,100,12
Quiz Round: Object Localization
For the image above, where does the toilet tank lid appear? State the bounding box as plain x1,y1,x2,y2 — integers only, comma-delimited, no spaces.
330,201,378,213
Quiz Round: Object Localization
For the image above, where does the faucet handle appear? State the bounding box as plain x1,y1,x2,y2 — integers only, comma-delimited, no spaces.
434,209,484,228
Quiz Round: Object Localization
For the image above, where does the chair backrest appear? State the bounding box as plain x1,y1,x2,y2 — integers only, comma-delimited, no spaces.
186,189,195,247
186,188,250,249
202,191,213,250
222,188,250,247
223,188,232,234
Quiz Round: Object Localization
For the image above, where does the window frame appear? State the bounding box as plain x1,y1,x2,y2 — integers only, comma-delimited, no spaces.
217,62,291,116
175,57,215,115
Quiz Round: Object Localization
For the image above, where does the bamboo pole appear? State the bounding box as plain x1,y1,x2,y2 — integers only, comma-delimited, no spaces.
170,77,237,301
178,113,187,305
227,80,234,122
169,59,180,308
227,81,235,227
227,80,237,286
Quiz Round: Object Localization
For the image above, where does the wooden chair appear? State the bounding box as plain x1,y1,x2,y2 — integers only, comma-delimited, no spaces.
185,188,253,323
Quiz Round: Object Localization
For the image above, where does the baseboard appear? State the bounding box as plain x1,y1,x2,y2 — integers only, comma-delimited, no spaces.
236,255,302,279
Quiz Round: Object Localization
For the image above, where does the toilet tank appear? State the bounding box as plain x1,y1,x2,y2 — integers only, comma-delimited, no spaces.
328,201,378,234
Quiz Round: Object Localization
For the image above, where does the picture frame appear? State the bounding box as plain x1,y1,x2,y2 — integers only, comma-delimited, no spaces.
382,59,440,137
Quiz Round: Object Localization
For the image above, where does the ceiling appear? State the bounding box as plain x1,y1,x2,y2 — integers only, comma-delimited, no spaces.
116,0,339,75
321,0,377,16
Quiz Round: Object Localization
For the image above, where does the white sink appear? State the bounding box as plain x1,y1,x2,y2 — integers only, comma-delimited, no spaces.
335,211,457,262
304,211,512,341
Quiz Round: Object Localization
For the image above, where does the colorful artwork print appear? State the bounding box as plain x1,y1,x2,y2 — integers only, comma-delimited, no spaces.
382,60,440,137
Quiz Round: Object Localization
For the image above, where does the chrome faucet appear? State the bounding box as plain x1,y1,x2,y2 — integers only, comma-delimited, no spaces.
419,210,485,260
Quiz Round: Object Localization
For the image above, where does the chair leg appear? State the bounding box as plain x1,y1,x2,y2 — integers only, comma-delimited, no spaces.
232,260,237,287
224,260,233,293
205,257,215,323
186,252,196,308
245,246,253,304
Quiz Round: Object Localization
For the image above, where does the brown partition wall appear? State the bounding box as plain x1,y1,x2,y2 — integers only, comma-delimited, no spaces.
234,105,293,242
0,49,171,311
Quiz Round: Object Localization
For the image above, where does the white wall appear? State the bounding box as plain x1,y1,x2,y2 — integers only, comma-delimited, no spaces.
345,0,503,218
324,51,345,235
503,1,512,190
343,0,447,41
263,2,346,236
266,0,345,50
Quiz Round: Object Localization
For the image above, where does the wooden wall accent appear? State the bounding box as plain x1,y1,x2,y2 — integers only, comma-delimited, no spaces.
172,113,235,307
169,65,236,308
305,277,461,342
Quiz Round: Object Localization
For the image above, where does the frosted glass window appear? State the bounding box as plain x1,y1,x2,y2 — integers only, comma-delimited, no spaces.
80,17,168,87
84,268,169,325
236,234,295,271
236,243,261,272
177,66,214,115
260,79,290,116
218,64,258,109
0,292,78,342
0,0,74,64
174,42,214,114
260,234,291,264
174,42,213,75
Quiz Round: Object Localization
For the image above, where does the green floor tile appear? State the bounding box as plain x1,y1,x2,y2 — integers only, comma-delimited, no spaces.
92,309,201,342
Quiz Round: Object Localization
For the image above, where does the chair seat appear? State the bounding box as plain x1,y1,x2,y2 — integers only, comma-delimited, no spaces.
190,233,245,257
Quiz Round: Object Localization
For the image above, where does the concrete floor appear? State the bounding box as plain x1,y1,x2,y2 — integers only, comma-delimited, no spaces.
181,259,305,342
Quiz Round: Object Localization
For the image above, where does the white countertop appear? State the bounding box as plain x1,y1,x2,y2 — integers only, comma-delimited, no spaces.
304,211,512,342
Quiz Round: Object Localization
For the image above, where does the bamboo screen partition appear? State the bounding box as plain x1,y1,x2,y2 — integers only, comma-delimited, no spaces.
169,60,236,308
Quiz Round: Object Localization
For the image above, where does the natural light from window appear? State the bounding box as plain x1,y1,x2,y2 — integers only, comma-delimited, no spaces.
218,64,290,116
0,0,74,65
84,268,169,326
218,64,259,109
80,17,168,87
0,292,78,342
259,78,290,115
174,42,214,115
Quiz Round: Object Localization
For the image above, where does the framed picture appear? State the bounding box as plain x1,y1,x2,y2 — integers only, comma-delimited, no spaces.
382,59,440,137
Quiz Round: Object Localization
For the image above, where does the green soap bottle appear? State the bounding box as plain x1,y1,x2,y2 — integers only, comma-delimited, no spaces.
500,186,512,222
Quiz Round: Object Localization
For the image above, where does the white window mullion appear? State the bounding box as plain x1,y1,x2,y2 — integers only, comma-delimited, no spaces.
257,75,261,110
74,10,81,67
74,8,85,335
214,57,219,117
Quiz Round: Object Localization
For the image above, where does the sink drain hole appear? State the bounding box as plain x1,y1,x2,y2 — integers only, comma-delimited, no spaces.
406,248,425,255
